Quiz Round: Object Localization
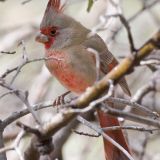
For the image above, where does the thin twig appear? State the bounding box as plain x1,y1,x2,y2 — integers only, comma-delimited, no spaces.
0,81,42,125
101,105,160,128
139,133,150,160
140,59,160,65
77,116,134,160
0,129,7,160
0,130,25,155
3,101,53,127
0,90,19,100
0,51,16,54
17,122,41,137
72,129,100,137
102,125,159,133
104,14,136,52
21,0,32,5
0,56,62,80
110,0,160,40
131,82,155,103
106,97,159,118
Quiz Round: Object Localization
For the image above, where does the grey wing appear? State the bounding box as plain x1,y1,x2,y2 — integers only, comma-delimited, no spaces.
83,33,131,96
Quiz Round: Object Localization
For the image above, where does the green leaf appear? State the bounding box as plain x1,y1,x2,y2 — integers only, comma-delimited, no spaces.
87,0,94,12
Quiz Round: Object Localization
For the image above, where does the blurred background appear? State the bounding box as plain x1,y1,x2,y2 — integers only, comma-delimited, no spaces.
0,0,160,160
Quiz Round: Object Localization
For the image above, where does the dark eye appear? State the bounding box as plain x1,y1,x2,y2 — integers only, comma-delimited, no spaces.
50,27,57,37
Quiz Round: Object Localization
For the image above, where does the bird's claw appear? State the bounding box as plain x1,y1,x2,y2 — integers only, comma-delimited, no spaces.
53,91,71,112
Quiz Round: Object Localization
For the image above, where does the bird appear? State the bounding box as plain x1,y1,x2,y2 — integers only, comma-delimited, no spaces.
36,0,131,159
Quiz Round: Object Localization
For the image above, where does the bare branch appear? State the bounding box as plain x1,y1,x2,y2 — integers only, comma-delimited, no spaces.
72,129,100,137
0,81,42,125
0,56,62,79
104,14,136,52
21,0,32,5
106,97,159,118
0,129,7,160
3,101,52,127
109,0,160,41
0,90,18,100
0,130,25,159
139,133,150,160
102,125,159,133
101,104,160,128
0,51,16,54
140,59,160,65
77,116,134,160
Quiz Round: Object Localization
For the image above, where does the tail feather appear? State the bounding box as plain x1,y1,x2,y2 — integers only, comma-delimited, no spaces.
97,110,131,160
99,56,131,159
119,78,131,96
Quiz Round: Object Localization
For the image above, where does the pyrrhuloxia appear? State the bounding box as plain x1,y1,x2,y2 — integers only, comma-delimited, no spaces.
36,0,131,159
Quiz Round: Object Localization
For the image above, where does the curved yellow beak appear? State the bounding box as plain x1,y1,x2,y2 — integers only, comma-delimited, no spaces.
35,33,49,44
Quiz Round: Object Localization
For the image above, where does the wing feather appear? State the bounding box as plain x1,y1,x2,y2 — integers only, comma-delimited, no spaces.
83,33,131,96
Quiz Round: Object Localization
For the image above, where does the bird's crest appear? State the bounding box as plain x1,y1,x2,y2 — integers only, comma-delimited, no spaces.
46,0,64,13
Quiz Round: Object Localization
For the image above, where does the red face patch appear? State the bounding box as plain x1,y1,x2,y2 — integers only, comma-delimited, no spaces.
40,27,58,49
45,38,54,49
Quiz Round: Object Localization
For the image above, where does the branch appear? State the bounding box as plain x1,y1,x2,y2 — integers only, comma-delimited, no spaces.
74,30,160,107
101,104,160,127
0,57,62,79
76,116,134,160
102,125,159,133
110,0,160,40
21,0,32,5
3,101,52,127
0,51,16,54
104,14,136,52
0,82,42,125
0,130,25,160
0,128,7,160
131,69,160,103
106,97,159,118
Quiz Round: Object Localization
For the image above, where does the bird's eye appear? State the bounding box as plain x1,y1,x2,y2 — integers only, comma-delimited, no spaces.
50,27,57,37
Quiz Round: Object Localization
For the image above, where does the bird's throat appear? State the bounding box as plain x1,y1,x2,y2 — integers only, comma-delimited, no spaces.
45,37,55,49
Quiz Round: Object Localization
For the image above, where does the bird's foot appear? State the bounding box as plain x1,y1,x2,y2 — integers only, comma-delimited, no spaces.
53,91,71,112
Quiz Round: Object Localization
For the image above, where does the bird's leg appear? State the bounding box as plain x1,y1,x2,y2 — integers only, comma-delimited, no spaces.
53,91,71,112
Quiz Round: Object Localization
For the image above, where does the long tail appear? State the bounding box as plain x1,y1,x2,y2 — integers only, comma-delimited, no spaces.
98,110,131,160
97,77,131,160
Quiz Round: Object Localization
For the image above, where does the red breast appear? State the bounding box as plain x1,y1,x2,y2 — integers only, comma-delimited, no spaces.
45,50,95,94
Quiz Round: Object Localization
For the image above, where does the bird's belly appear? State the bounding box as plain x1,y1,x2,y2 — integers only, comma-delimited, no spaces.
46,51,96,94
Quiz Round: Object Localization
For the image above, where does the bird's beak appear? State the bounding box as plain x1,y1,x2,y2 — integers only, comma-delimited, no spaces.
35,33,49,44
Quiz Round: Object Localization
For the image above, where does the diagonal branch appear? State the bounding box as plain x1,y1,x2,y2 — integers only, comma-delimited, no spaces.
76,116,134,160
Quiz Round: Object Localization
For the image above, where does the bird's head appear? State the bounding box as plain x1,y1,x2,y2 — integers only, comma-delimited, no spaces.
36,0,88,50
